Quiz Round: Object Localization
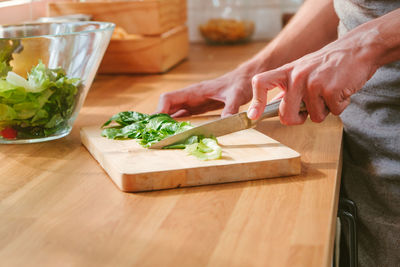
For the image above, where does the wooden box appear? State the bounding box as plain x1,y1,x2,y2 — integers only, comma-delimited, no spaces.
47,0,188,73
99,26,188,74
47,0,187,35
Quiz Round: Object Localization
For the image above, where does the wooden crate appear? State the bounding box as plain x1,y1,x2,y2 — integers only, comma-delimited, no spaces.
48,0,186,36
48,0,188,73
98,25,188,74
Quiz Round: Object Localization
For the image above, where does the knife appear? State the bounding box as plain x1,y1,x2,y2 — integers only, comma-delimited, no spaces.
149,99,306,149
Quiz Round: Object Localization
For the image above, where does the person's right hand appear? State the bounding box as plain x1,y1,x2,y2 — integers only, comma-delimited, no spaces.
156,68,253,118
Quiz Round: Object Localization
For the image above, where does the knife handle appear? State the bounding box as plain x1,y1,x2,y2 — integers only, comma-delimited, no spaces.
251,99,307,125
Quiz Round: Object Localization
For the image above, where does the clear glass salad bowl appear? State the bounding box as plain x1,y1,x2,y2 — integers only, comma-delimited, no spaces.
0,21,114,144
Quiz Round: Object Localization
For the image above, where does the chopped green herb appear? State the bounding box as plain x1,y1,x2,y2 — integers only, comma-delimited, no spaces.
101,111,222,160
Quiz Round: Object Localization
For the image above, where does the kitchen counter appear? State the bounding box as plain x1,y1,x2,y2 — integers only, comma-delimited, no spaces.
0,42,342,267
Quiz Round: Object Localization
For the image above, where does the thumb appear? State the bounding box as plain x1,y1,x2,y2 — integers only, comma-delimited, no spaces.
247,70,287,120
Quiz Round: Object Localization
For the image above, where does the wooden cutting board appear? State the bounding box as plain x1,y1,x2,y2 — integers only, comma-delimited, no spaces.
80,124,301,192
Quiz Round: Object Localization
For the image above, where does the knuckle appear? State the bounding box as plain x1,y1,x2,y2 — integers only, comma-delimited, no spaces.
290,68,306,86
159,92,170,100
323,86,335,100
329,106,341,115
306,78,321,94
342,87,355,99
251,75,262,89
305,86,314,98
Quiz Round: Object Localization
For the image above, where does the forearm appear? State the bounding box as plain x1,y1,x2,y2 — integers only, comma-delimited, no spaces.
247,6,400,125
237,0,338,76
360,8,400,67
314,7,400,82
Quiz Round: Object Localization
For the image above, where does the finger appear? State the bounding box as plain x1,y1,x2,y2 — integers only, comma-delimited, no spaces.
279,75,308,125
170,100,225,117
221,96,241,118
329,97,351,115
186,100,225,115
304,94,330,123
334,87,353,115
171,109,191,118
156,93,172,114
279,96,308,125
156,86,200,114
277,66,309,125
324,87,354,115
303,76,330,122
156,91,188,115
247,70,287,120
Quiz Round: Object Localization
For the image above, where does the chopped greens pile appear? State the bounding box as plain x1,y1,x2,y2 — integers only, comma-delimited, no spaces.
101,111,222,160
0,56,80,139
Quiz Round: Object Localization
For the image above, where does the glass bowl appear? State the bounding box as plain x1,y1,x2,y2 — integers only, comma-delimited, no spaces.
0,21,114,144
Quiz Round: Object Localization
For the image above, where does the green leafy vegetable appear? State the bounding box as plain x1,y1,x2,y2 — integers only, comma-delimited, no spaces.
0,61,80,139
0,39,21,77
101,111,222,160
184,137,222,161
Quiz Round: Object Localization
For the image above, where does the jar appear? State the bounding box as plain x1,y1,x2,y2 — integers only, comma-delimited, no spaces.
198,0,255,45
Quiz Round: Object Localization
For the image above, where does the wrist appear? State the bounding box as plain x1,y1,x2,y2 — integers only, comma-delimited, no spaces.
353,9,400,68
359,26,388,69
354,28,382,71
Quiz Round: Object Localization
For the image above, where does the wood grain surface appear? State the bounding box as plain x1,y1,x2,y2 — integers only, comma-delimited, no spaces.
0,42,343,267
47,0,187,36
81,126,300,192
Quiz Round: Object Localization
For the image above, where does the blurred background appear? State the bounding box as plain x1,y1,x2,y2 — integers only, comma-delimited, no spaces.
0,0,303,41
0,0,303,74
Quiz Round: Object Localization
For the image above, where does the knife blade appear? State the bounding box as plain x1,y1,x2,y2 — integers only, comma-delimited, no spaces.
149,99,306,149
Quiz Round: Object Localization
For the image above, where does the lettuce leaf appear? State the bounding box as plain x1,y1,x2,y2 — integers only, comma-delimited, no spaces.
102,112,222,160
184,137,222,161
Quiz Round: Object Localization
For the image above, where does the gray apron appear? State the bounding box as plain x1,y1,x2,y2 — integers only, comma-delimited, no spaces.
334,0,400,266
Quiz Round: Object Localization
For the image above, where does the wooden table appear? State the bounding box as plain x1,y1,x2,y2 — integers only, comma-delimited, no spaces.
0,42,343,267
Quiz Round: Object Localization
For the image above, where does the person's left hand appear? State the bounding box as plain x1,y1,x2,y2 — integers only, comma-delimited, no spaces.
247,34,380,125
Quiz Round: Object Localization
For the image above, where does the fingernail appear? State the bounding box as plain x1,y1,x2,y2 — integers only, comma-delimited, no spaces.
247,108,257,119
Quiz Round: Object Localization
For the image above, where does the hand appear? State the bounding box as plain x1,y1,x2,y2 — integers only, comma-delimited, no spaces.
247,35,379,125
156,68,253,118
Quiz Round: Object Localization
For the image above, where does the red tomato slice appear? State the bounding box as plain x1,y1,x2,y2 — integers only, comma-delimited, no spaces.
0,127,17,139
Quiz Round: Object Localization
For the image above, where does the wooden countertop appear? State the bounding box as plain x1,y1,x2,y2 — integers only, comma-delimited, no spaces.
0,42,343,267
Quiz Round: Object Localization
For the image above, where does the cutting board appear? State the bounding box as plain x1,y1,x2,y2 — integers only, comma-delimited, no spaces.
80,124,301,192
